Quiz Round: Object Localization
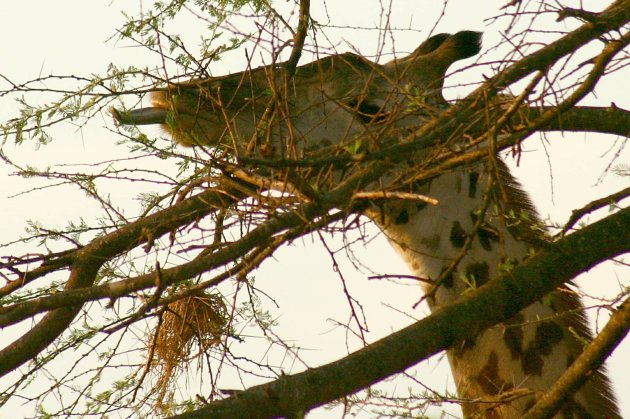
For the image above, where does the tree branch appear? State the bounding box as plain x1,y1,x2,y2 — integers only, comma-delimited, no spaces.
0,160,389,376
559,185,630,235
169,206,630,419
0,181,247,377
485,0,630,93
0,199,344,327
285,0,310,77
530,105,630,138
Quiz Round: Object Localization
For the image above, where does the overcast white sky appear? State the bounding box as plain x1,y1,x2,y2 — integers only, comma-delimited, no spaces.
1,1,628,417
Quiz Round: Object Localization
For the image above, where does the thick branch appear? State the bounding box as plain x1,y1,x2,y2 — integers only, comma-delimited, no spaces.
169,207,630,419
530,105,630,137
560,185,630,235
0,201,340,327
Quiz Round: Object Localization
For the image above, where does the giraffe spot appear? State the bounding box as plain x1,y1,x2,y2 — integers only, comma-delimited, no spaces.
452,336,476,359
521,321,564,376
522,346,544,376
449,221,466,248
559,398,595,419
415,201,428,212
394,208,409,225
347,99,386,124
468,171,480,198
478,225,500,251
474,350,512,396
533,321,564,356
439,267,455,288
469,211,500,251
503,313,525,359
420,233,441,251
465,262,490,286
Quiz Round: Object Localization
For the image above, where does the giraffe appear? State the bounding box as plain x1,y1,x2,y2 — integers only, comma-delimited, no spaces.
113,31,620,418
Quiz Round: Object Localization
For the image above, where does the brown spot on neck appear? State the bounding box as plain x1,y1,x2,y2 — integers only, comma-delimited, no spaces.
465,262,490,287
475,350,512,396
439,266,455,289
503,313,525,359
522,320,564,376
449,221,467,248
478,225,500,251
468,171,480,198
394,208,409,225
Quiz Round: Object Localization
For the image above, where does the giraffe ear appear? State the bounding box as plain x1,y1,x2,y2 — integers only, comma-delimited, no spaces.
411,31,482,63
442,31,483,61
381,31,482,103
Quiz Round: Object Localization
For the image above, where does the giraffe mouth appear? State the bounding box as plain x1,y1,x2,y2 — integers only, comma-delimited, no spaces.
111,107,169,126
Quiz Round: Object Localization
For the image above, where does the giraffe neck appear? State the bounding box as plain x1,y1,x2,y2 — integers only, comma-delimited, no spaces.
366,162,619,418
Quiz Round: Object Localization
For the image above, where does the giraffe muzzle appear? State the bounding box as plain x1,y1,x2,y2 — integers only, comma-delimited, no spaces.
111,107,168,126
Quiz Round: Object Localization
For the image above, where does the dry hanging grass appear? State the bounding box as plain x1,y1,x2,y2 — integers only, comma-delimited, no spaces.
149,291,228,412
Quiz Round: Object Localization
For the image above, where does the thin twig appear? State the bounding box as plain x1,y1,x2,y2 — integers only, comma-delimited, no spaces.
353,191,439,205
558,186,630,236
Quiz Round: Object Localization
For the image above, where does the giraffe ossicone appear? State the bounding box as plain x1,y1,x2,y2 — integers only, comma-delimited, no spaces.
114,31,620,418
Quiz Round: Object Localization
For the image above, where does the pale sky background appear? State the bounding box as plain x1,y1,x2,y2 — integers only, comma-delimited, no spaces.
0,0,628,418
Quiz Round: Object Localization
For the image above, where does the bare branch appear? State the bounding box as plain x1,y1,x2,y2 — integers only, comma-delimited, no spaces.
285,0,310,77
559,186,630,236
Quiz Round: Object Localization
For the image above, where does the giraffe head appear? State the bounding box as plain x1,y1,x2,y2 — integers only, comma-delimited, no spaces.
113,31,481,156
112,32,623,418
